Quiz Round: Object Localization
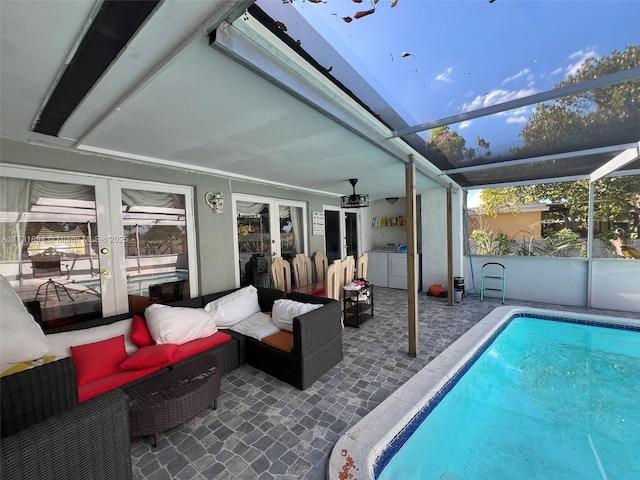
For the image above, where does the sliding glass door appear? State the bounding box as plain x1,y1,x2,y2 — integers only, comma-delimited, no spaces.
0,166,196,328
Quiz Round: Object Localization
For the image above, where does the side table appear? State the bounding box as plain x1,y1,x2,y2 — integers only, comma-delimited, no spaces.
123,352,220,447
342,283,374,328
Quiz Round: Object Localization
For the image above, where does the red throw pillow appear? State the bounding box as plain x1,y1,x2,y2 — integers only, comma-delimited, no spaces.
130,314,154,347
70,335,128,386
119,344,179,370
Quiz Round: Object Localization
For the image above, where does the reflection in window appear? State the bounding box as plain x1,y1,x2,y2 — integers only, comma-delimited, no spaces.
0,177,102,326
279,205,304,259
121,189,189,305
237,201,271,287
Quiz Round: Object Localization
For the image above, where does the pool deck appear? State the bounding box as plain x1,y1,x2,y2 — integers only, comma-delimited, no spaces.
130,288,639,479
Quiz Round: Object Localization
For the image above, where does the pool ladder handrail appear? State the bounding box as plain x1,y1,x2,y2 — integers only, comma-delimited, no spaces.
480,262,506,304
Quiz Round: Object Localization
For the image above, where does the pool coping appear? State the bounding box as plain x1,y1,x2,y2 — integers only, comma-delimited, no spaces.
326,306,640,480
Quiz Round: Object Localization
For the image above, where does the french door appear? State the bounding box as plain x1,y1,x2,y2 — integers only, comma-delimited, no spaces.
323,205,361,263
233,194,308,288
0,166,196,326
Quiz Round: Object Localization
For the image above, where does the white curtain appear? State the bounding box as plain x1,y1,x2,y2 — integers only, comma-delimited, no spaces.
290,206,304,254
121,189,183,209
0,178,31,260
31,181,94,203
236,201,266,216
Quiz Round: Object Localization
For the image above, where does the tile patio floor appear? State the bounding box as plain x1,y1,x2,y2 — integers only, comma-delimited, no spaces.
131,287,639,479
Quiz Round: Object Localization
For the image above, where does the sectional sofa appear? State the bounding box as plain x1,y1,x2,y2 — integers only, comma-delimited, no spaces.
0,280,343,480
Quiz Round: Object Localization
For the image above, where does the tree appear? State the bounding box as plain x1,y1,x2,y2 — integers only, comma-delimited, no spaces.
428,125,491,162
481,46,640,231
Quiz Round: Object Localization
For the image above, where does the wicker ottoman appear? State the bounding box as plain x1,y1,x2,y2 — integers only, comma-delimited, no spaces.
123,353,220,447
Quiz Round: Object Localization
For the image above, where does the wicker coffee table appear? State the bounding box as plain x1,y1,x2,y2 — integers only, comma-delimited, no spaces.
124,353,220,447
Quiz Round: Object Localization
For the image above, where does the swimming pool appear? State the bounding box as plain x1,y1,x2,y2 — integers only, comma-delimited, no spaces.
328,307,640,480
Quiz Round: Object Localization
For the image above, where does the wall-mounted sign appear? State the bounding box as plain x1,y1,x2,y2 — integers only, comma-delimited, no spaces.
312,211,325,235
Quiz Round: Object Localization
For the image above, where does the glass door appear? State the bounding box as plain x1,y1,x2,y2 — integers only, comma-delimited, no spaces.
119,183,196,313
0,166,197,327
233,195,307,288
324,207,343,264
345,211,359,259
0,169,111,328
235,199,273,287
275,201,307,261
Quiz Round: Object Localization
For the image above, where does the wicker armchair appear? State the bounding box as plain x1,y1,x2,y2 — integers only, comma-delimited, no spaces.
1,357,132,480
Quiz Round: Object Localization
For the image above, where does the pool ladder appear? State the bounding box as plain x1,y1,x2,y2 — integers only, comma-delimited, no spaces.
480,262,506,304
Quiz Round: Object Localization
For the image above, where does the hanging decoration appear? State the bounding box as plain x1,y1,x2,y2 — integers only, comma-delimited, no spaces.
205,192,224,214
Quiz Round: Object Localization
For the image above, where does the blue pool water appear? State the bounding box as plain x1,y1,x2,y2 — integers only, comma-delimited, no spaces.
377,315,640,479
76,271,188,296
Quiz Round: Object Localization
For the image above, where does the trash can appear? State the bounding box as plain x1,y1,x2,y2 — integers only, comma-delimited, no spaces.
454,277,465,297
454,289,463,303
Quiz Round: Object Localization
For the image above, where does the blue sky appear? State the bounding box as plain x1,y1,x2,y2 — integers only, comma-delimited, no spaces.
259,0,639,164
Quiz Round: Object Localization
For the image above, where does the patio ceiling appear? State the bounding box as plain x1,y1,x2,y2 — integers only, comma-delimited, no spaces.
1,0,638,199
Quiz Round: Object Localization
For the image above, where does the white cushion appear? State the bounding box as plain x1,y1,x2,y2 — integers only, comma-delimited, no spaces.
271,299,322,332
0,275,49,365
145,304,217,345
204,285,261,328
229,312,281,341
45,318,137,357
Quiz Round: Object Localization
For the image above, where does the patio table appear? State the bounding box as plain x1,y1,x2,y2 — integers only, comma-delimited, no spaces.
123,353,220,447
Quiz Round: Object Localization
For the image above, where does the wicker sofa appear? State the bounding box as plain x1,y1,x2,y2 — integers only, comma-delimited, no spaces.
1,285,342,480
202,287,344,390
1,358,132,480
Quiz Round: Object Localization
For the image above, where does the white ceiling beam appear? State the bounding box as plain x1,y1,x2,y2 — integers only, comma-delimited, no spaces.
31,205,96,215
122,213,180,221
35,197,96,209
467,174,589,190
20,212,96,222
589,143,640,183
127,206,186,215
391,67,640,138
444,143,638,175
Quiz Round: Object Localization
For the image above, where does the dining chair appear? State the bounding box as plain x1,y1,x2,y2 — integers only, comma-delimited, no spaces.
356,252,368,279
313,251,329,283
325,259,343,328
342,255,355,286
292,254,313,288
271,257,291,291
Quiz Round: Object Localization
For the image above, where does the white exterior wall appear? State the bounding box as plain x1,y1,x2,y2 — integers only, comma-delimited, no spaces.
591,259,640,312
420,187,464,290
464,255,640,314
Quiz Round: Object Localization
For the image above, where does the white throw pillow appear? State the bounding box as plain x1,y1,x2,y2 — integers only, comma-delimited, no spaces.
0,275,49,365
271,299,322,332
145,304,217,345
45,318,137,357
229,312,281,341
204,285,261,328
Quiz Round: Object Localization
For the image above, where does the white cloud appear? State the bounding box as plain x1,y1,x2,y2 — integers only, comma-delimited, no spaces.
461,87,538,113
565,48,598,77
506,115,528,124
459,120,471,129
499,106,533,124
502,68,531,84
435,67,453,82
